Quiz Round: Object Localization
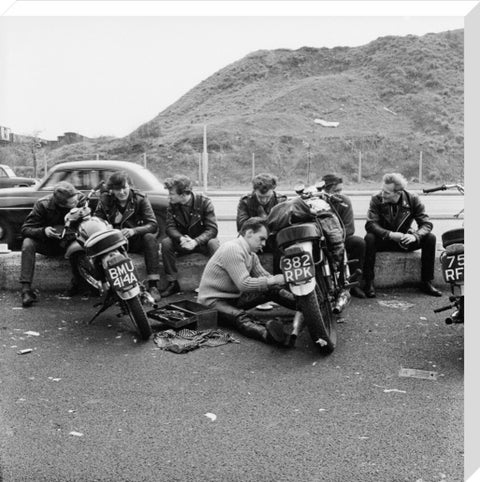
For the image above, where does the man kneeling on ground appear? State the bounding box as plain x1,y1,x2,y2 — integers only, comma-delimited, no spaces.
197,217,298,346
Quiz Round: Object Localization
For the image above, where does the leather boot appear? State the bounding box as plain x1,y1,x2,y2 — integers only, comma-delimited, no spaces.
364,280,376,298
160,280,181,298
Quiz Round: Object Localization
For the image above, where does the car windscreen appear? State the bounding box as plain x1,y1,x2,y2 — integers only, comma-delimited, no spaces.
40,169,104,191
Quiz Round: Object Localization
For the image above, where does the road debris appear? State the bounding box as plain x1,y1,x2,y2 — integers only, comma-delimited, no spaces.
383,388,407,394
314,118,339,128
399,368,438,381
23,331,40,337
377,300,415,310
48,377,62,382
17,349,32,355
69,431,84,437
205,413,217,421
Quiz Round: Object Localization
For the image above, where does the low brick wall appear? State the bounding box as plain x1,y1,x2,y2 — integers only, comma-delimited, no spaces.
0,249,446,292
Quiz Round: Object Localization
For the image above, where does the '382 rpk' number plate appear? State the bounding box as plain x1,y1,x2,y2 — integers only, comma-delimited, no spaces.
106,258,138,292
281,252,315,284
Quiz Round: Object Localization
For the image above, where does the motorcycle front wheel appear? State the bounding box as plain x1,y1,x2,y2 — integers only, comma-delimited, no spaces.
124,296,152,341
297,277,337,354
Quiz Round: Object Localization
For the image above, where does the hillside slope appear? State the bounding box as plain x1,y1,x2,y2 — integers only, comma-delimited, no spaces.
1,29,464,186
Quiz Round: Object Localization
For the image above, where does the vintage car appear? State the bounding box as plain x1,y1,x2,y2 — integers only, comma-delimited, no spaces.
0,164,38,188
0,160,169,249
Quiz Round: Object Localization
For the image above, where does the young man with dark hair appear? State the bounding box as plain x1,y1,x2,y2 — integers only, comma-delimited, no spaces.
19,181,87,307
160,174,220,297
94,171,162,301
198,217,297,347
237,172,287,276
363,172,442,298
321,173,366,298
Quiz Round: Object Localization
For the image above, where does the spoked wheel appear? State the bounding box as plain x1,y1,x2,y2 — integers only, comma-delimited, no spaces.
124,296,152,341
297,277,337,354
76,254,103,292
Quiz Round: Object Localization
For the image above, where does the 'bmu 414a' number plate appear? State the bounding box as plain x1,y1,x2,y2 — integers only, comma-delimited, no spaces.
106,258,138,292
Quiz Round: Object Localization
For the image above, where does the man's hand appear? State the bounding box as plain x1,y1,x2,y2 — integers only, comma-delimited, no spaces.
180,236,197,251
121,228,135,239
268,274,286,287
389,231,404,243
400,233,416,245
45,226,61,239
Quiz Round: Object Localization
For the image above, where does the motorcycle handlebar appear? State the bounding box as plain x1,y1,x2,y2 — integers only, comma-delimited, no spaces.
423,185,446,194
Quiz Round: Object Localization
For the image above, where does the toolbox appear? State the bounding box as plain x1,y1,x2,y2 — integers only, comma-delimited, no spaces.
147,299,217,330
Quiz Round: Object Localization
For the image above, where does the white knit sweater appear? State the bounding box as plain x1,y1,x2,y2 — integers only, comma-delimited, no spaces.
198,236,274,306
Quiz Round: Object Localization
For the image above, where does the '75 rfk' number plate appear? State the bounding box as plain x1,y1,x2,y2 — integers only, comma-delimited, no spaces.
441,252,464,283
281,252,315,284
106,258,138,292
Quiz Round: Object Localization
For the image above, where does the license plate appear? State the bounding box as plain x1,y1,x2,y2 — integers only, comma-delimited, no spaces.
441,252,464,283
281,252,315,284
106,258,138,292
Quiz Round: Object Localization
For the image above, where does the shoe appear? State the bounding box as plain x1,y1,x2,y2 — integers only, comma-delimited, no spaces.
160,280,181,298
364,280,376,298
264,319,287,346
350,285,366,299
147,285,162,302
21,290,37,308
420,281,442,297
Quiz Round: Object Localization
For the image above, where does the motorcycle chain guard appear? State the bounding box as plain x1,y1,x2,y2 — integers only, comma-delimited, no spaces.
84,229,128,258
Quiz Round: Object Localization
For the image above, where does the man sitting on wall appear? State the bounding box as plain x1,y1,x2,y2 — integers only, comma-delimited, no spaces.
160,174,220,297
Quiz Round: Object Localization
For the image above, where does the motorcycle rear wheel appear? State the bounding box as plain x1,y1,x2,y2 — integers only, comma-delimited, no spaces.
124,296,152,341
298,277,337,354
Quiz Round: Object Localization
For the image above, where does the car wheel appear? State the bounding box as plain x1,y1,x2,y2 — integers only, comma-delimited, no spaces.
0,218,14,247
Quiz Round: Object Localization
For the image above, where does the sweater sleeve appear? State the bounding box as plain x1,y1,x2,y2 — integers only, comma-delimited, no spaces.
223,244,270,292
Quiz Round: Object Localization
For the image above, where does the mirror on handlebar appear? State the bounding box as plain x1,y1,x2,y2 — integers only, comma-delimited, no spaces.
315,180,326,192
294,183,306,195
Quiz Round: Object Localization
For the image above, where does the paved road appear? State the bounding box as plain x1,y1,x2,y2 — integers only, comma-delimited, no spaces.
0,289,463,481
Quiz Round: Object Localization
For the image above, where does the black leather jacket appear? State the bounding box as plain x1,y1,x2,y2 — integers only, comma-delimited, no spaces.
236,191,287,232
94,189,158,236
365,190,433,241
21,193,87,241
166,193,218,246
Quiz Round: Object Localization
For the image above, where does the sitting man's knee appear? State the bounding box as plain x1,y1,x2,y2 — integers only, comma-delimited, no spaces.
21,237,36,252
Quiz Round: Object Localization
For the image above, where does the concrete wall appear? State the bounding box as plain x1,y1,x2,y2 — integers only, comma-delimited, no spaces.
0,250,446,292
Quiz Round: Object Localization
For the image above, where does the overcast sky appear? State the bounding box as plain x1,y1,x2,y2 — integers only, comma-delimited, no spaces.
0,3,468,140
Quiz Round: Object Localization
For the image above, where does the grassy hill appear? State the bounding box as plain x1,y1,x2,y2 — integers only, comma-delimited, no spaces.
1,29,464,188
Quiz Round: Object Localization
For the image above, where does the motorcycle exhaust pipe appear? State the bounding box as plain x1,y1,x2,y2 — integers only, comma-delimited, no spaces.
288,311,304,347
445,310,463,325
333,289,351,314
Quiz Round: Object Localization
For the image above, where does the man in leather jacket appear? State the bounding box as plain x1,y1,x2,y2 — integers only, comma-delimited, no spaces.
160,174,220,297
363,172,442,298
322,174,367,298
19,182,87,307
237,173,287,274
94,171,161,301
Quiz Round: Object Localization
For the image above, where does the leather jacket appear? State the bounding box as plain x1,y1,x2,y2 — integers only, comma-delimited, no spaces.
21,193,87,241
94,189,158,236
365,190,433,241
236,191,287,232
166,193,218,246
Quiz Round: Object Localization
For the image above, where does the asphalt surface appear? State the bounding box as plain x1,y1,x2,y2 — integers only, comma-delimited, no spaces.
0,288,463,482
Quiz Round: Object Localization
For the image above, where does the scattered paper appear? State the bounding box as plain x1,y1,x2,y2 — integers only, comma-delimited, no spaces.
399,368,438,380
69,431,84,437
205,413,217,421
17,349,32,355
377,300,415,310
383,388,407,394
314,118,339,128
23,331,40,337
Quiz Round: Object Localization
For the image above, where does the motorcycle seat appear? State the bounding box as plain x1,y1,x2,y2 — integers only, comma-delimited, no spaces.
84,228,127,258
276,223,320,248
442,228,464,248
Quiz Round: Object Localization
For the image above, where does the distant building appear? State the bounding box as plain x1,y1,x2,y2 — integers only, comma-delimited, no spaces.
57,132,85,144
0,126,12,144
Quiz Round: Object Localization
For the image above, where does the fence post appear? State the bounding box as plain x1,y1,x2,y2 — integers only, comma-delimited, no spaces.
419,151,423,183
143,152,147,168
252,152,255,179
358,151,362,183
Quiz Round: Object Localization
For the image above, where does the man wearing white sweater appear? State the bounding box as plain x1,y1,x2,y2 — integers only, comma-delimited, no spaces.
198,217,297,346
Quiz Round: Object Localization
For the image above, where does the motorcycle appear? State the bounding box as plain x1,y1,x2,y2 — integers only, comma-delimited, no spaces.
267,181,358,354
62,182,154,340
423,183,464,324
